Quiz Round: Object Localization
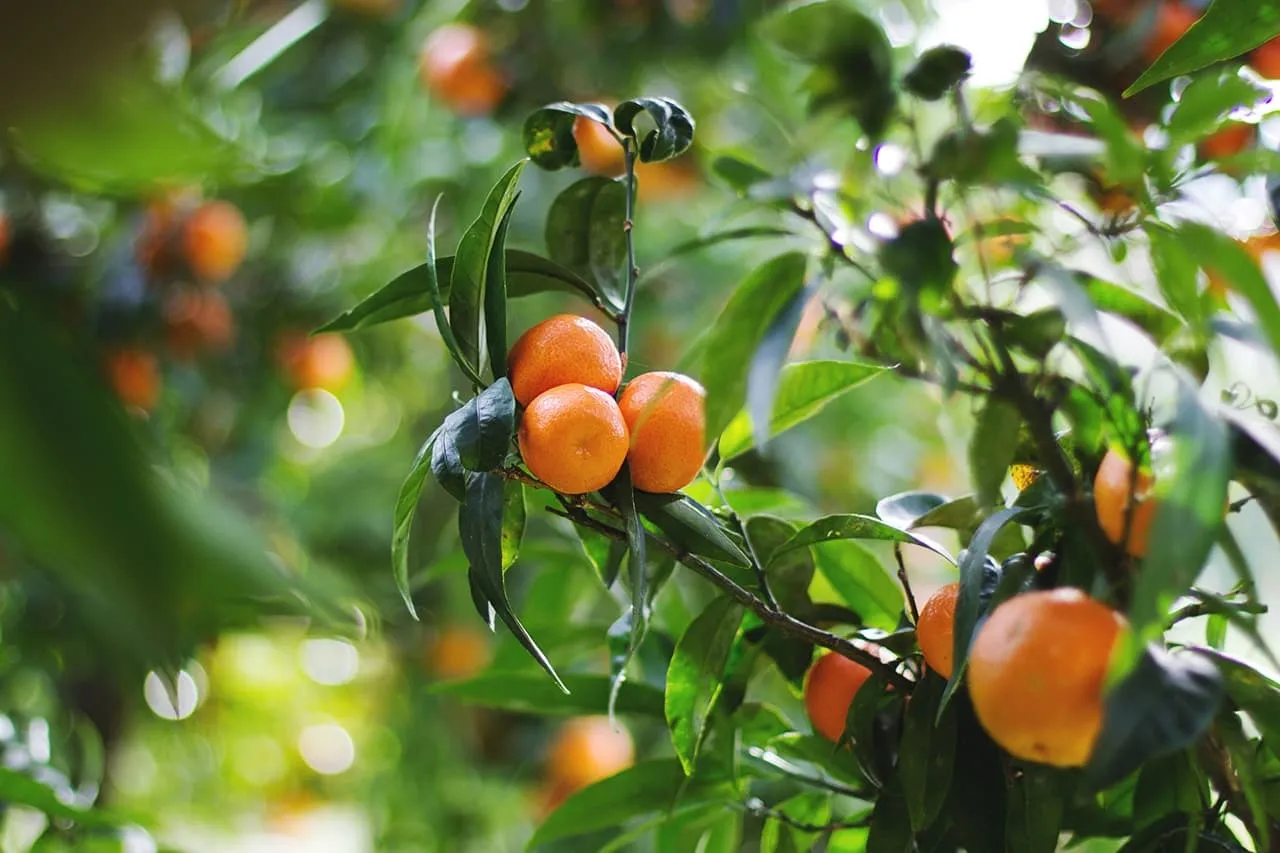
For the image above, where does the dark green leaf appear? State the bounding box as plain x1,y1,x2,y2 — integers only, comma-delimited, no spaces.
898,671,956,831
523,101,613,171
316,250,605,334
866,777,913,853
878,217,956,302
667,226,795,259
749,516,814,614
875,491,948,529
1129,372,1231,642
545,176,628,308
612,466,648,716
460,473,565,691
903,45,972,100
666,596,744,774
1080,271,1186,342
1179,221,1280,358
432,380,516,491
1006,766,1066,853
1215,709,1269,851
969,400,1021,507
1085,646,1223,788
942,507,1034,714
1200,648,1280,745
430,421,466,502
530,759,734,848
1142,225,1203,330
710,154,772,194
613,97,696,163
1004,307,1067,359
772,514,955,566
432,673,663,715
633,492,751,566
747,284,812,454
483,194,518,380
719,360,887,461
392,429,439,618
701,252,809,439
813,540,904,631
1125,1,1280,96
1133,751,1207,830
450,160,527,375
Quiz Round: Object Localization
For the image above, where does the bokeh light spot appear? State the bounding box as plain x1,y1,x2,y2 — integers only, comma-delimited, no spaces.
143,670,200,721
288,389,345,448
300,638,360,686
298,723,355,775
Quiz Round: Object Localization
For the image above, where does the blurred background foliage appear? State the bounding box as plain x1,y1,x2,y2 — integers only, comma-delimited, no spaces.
2,0,1280,850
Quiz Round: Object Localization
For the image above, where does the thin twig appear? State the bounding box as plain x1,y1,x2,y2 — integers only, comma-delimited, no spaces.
739,799,873,833
1166,598,1267,628
789,204,877,283
894,544,920,625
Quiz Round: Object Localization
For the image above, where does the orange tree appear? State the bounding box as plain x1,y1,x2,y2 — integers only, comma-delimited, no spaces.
321,1,1280,849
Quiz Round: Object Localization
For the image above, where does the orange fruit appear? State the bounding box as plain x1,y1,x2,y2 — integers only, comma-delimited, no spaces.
105,348,161,412
573,116,625,178
616,371,706,493
424,625,491,680
804,651,873,743
279,333,355,392
967,588,1126,767
916,582,958,679
545,716,634,792
183,200,247,283
507,314,622,407
418,24,508,117
163,289,235,359
635,159,699,203
1252,38,1280,79
1198,123,1255,162
1143,2,1199,63
1093,447,1156,558
518,384,629,494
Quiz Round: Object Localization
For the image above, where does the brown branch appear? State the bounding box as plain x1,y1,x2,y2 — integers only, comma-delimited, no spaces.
895,544,920,625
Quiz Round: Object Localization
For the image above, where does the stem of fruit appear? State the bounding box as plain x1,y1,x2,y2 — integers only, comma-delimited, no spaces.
617,138,640,356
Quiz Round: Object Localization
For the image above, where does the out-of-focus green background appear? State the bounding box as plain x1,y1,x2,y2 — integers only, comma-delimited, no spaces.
2,0,1279,850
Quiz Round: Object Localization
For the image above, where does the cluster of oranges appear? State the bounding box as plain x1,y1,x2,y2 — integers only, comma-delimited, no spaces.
508,314,706,495
803,441,1223,768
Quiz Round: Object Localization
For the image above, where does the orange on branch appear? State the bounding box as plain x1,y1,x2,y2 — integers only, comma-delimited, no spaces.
279,333,355,392
1198,122,1255,162
507,314,622,407
804,651,872,743
573,116,626,178
418,24,508,117
545,716,634,792
1093,447,1156,558
1142,2,1199,63
616,371,706,493
518,384,629,495
183,200,247,283
967,588,1126,767
635,159,699,203
1252,38,1280,79
916,582,958,679
424,624,491,681
163,289,235,359
105,348,161,412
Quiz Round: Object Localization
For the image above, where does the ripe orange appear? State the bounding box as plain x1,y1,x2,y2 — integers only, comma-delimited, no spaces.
507,314,622,407
616,372,706,494
418,24,508,117
105,348,161,412
968,588,1126,767
1093,447,1155,558
279,333,355,392
545,716,635,792
916,582,958,679
1198,123,1255,162
573,116,625,178
635,159,699,203
1252,38,1280,79
183,200,247,283
424,625,491,681
804,651,872,743
518,384,629,494
1143,2,1199,63
164,289,235,359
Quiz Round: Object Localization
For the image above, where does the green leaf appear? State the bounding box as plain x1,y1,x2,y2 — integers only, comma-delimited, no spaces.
450,161,526,376
969,400,1021,507
501,480,525,571
1164,68,1269,147
1125,0,1280,96
1128,371,1231,642
746,285,812,454
633,492,751,566
545,176,628,308
460,472,565,691
1143,225,1204,334
942,506,1033,714
613,98,696,163
903,45,972,100
1085,646,1223,789
611,466,648,717
430,420,467,502
710,154,773,195
1006,765,1066,853
666,596,744,775
392,429,439,618
750,516,814,614
1080,272,1186,343
432,673,663,715
523,101,613,171
530,759,734,848
666,226,795,259
878,217,957,302
898,671,956,831
483,195,518,380
719,360,887,461
1004,307,1067,359
1215,709,1269,851
812,540,904,631
316,250,606,334
701,252,809,439
1178,221,1280,358
1199,649,1280,745
0,767,118,826
1133,751,1207,830
865,776,913,853
432,379,516,488
771,514,955,566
